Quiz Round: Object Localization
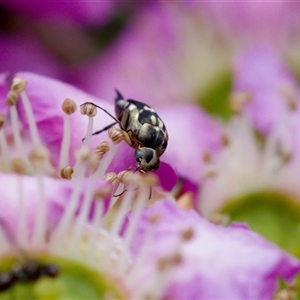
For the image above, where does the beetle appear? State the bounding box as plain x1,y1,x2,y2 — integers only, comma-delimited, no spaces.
84,90,168,173
0,259,59,292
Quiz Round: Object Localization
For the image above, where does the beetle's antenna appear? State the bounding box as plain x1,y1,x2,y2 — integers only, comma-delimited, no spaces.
113,187,139,197
149,187,152,200
115,89,124,102
85,103,120,123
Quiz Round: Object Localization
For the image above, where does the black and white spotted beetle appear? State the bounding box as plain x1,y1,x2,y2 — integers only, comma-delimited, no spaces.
84,90,168,173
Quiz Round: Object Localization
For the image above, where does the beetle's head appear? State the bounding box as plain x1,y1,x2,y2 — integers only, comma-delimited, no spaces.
134,147,160,173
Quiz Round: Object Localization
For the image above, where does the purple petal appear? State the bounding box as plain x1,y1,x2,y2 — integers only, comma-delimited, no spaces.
2,1,117,26
127,200,300,299
69,2,229,107
0,173,71,239
0,34,63,79
234,46,300,134
197,2,300,44
159,104,222,184
0,172,111,241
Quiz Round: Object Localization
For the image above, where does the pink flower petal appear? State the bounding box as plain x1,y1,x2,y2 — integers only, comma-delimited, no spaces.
2,1,117,26
234,46,300,134
127,200,300,299
159,104,222,184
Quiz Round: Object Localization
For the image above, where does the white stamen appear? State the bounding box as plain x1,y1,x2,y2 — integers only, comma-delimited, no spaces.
72,146,89,178
0,129,10,171
19,91,41,146
31,174,47,248
50,177,85,250
0,225,10,255
126,227,153,286
87,200,104,263
124,187,149,250
68,178,94,257
59,113,71,169
107,183,124,211
109,190,134,237
10,105,24,154
16,175,27,247
93,143,118,178
83,117,94,148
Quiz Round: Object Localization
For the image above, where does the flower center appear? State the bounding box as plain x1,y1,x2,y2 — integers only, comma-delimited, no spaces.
0,255,126,299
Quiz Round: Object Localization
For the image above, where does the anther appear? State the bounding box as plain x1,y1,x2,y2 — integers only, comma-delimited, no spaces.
0,114,5,129
75,146,89,161
60,166,74,179
229,91,252,114
95,142,110,160
157,252,182,270
220,134,230,147
11,158,27,174
80,102,97,117
118,170,158,187
93,186,111,199
181,228,194,241
104,172,119,186
148,214,162,224
202,151,212,164
177,192,194,210
62,98,77,115
84,152,100,172
6,90,19,106
11,77,28,94
28,146,51,165
208,213,229,225
108,128,125,144
280,86,297,111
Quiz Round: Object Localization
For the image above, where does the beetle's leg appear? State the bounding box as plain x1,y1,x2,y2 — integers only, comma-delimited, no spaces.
92,122,118,136
81,121,118,141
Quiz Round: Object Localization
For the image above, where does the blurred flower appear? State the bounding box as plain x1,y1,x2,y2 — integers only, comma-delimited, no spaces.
199,109,300,255
233,46,300,135
0,34,64,79
0,171,298,298
126,200,300,299
70,2,231,107
1,1,118,26
197,1,300,48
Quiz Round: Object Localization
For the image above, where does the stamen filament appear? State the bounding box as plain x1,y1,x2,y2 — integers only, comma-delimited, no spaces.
19,91,41,146
16,175,27,247
59,113,71,169
31,174,47,248
68,179,94,256
0,129,10,171
93,143,118,178
109,190,133,237
50,177,85,249
87,201,104,263
124,187,149,250
0,226,10,255
83,117,94,147
10,105,25,154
